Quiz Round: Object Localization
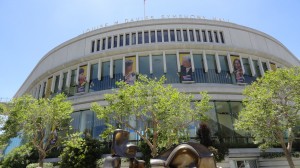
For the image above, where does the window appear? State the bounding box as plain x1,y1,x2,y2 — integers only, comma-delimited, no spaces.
79,111,94,134
195,30,201,42
215,102,234,139
157,30,162,42
69,69,77,96
138,32,143,44
91,40,95,52
170,30,175,42
151,31,155,43
113,36,117,48
262,62,268,72
206,54,216,70
183,30,188,41
176,30,182,41
71,112,81,132
193,54,204,69
108,37,112,49
220,31,225,43
219,55,229,71
139,56,150,76
125,34,130,46
113,59,123,76
102,61,110,77
42,81,46,98
152,55,164,79
165,54,179,83
119,34,124,47
144,31,149,43
132,33,136,45
37,84,41,98
89,63,98,92
202,30,207,42
102,38,106,50
163,30,169,42
189,30,194,42
62,72,68,92
253,60,261,77
214,31,219,43
242,58,251,76
96,39,100,51
208,31,213,42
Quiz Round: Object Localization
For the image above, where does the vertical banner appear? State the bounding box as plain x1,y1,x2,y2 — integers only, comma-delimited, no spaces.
125,56,136,85
45,77,53,98
270,62,277,71
179,52,193,82
230,55,245,83
77,65,87,93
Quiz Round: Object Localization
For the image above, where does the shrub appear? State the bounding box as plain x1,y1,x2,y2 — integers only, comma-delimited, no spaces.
1,144,38,168
26,163,53,168
59,133,102,168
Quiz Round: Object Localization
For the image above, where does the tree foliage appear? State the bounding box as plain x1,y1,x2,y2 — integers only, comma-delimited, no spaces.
235,67,300,168
0,94,73,168
91,75,211,157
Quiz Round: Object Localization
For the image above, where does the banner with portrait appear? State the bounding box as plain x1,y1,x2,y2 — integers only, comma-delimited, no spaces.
270,62,277,71
77,65,87,93
125,56,136,85
45,77,53,98
230,55,245,83
179,53,193,82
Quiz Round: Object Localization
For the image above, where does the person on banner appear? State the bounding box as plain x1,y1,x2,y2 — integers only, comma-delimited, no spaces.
78,68,87,92
233,59,245,83
125,60,136,85
180,56,193,82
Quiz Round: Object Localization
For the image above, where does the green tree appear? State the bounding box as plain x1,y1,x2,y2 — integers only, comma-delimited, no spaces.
0,94,73,168
235,67,300,168
91,75,211,157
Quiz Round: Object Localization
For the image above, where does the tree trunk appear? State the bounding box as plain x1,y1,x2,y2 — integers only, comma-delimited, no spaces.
279,133,295,168
38,150,46,168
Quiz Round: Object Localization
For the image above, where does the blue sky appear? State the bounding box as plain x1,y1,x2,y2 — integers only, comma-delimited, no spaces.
0,0,299,99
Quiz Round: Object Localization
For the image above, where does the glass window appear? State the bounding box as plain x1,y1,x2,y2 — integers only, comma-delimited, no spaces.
219,55,229,71
262,62,268,72
196,30,201,42
113,59,123,76
208,31,213,42
215,102,234,141
102,38,106,50
80,110,94,134
119,34,124,47
62,72,68,92
163,30,169,42
90,63,98,80
125,34,130,46
96,39,100,51
220,31,225,43
102,61,110,77
242,58,251,76
206,54,216,70
253,60,261,77
108,37,112,49
54,75,60,93
132,33,136,45
151,31,155,43
157,30,162,42
230,102,246,140
93,113,106,139
69,69,77,96
138,32,143,44
152,55,164,79
71,112,81,132
144,31,149,43
91,40,95,52
183,30,188,41
139,56,150,76
170,30,175,42
202,30,207,42
193,54,204,69
37,84,41,98
113,36,117,48
165,54,179,83
42,81,46,98
176,30,182,41
205,102,219,137
214,31,219,43
189,30,194,42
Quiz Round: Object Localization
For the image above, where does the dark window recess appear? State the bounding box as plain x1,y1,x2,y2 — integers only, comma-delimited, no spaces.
138,32,143,44
214,31,219,43
108,37,112,49
119,35,124,47
102,38,106,50
163,30,169,42
113,36,117,48
208,31,213,42
125,34,130,46
151,31,156,43
202,30,207,42
183,30,188,41
96,39,100,51
196,30,201,42
144,31,149,43
170,30,175,42
157,30,162,42
176,30,182,41
220,32,225,43
132,33,136,45
91,40,95,52
189,30,194,41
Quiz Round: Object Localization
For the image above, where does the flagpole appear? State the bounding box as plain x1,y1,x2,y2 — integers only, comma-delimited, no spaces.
144,0,146,19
